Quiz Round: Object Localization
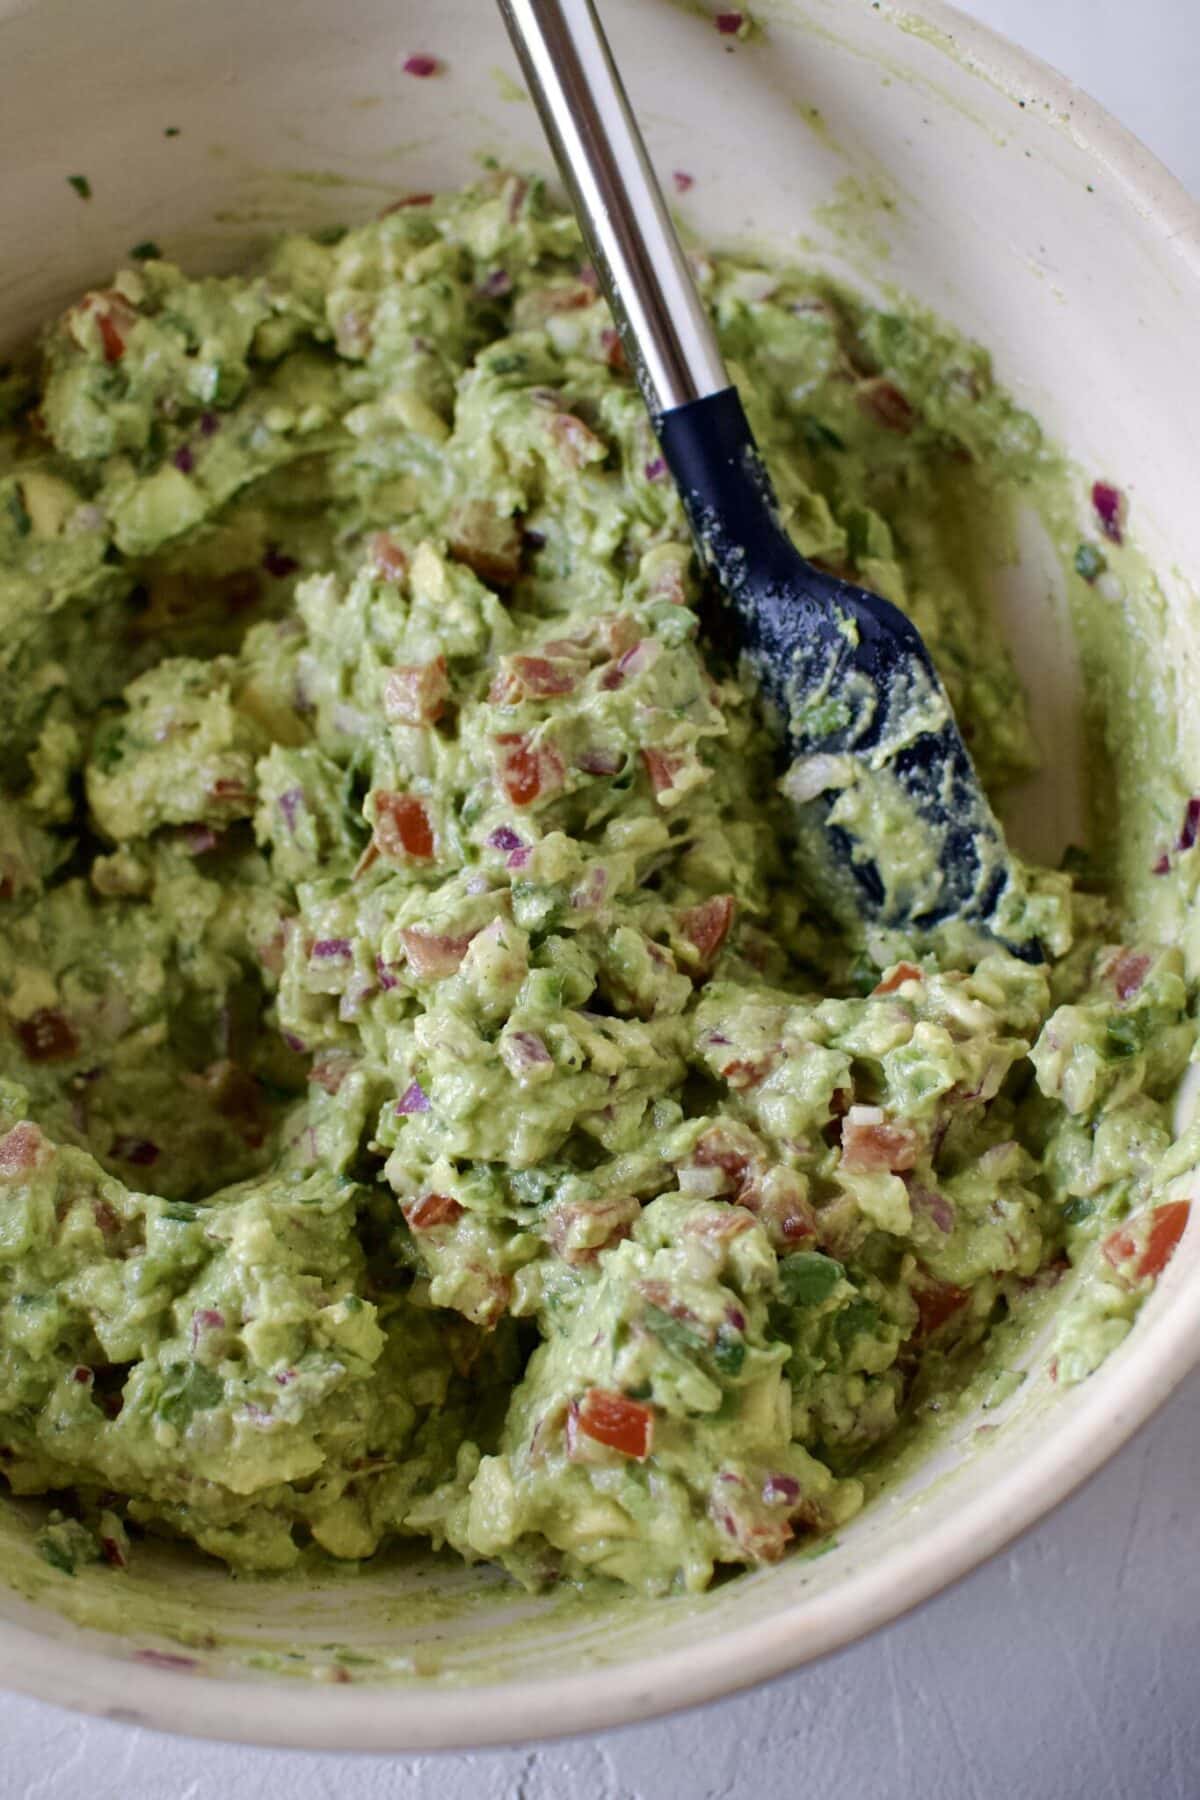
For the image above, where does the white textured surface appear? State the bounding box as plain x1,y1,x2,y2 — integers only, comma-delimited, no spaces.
3,2,1199,1792
2,1373,1199,1796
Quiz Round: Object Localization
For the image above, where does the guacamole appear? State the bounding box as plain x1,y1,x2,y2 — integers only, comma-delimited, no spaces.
0,173,1193,1594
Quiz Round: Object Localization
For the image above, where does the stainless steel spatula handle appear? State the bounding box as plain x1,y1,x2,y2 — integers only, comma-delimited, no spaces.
496,0,729,416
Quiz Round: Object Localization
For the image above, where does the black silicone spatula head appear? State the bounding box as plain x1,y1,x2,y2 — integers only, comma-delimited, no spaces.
497,0,1038,953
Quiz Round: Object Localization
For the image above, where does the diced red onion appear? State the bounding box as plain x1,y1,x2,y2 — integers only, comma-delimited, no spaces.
910,1184,955,1234
1179,797,1200,851
672,171,694,194
403,53,439,76
1153,853,1170,875
507,846,532,870
1091,480,1125,544
762,1474,801,1504
396,1081,430,1115
198,411,220,437
487,826,523,852
375,955,400,992
172,445,195,474
715,10,744,32
277,787,304,831
480,269,512,298
570,866,608,910
282,1031,307,1054
190,1308,225,1353
503,1030,552,1071
311,938,352,960
643,457,667,482
601,638,661,692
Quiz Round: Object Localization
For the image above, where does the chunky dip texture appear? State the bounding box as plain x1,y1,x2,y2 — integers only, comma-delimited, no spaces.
0,175,1193,1593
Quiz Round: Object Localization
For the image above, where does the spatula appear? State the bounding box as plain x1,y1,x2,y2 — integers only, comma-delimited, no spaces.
496,0,1039,954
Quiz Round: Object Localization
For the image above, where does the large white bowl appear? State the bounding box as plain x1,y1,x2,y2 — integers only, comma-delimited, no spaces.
1,0,1198,1752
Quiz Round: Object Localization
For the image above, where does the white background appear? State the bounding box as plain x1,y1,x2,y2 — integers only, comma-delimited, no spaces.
4,2,1199,1795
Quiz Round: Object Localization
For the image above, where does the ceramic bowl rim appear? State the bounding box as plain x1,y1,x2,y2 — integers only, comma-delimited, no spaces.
1,0,1198,1753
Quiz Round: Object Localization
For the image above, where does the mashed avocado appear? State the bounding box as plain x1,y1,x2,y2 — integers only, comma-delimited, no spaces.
0,174,1193,1594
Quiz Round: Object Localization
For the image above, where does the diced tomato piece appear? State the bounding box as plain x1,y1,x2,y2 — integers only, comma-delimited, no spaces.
80,291,138,363
840,1108,922,1173
715,1054,774,1092
489,654,581,703
685,1205,757,1246
1101,1222,1138,1270
1103,1200,1190,1282
15,1008,78,1063
524,281,594,317
569,1388,654,1460
447,499,523,589
208,776,254,813
776,1204,818,1244
709,1482,795,1564
679,895,736,966
373,791,434,861
399,927,476,980
871,961,923,996
912,1274,969,1339
494,733,565,807
405,1192,464,1230
0,1122,49,1176
693,1128,753,1186
96,311,126,363
368,532,409,584
599,327,626,371
856,378,915,434
545,1193,640,1265
647,557,689,606
383,656,449,726
635,1278,691,1321
642,748,687,796
1140,1201,1191,1276
548,412,607,469
1102,948,1152,1002
599,614,641,659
